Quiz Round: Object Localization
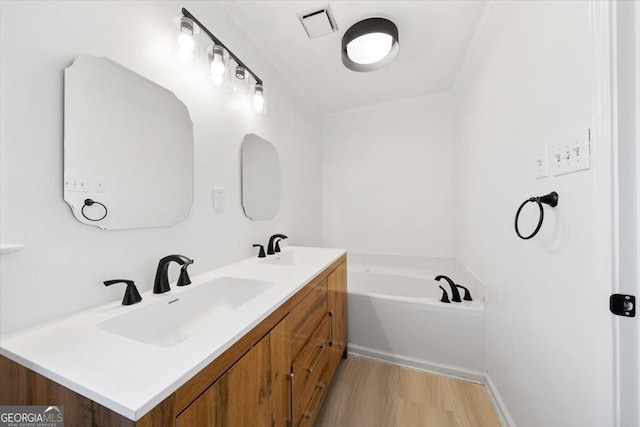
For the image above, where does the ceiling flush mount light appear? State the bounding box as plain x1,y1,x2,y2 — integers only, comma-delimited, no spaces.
342,17,399,72
175,8,266,113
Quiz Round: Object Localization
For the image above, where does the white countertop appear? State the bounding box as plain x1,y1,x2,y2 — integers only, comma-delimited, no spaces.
0,246,345,420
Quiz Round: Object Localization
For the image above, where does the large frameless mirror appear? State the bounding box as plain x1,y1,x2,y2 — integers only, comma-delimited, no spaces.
64,55,194,229
241,134,279,220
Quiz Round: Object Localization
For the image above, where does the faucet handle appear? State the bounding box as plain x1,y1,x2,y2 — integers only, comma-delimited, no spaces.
253,244,266,258
454,284,473,301
274,239,283,253
104,280,142,306
177,262,193,287
438,286,451,303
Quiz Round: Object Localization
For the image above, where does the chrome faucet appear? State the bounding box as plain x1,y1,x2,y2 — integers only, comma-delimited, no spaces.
267,234,287,255
153,254,194,294
435,275,461,303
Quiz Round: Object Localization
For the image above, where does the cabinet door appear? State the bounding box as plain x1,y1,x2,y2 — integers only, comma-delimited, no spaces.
176,336,271,427
327,261,348,371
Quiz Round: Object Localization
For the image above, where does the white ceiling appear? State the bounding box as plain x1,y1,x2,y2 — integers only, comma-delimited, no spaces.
227,0,487,113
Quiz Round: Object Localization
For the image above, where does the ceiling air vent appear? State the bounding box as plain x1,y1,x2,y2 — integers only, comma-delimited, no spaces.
298,5,338,39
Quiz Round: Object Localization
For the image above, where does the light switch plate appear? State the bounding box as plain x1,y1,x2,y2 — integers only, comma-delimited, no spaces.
213,187,225,211
94,178,106,193
535,145,548,179
65,176,89,192
569,130,590,173
551,129,590,176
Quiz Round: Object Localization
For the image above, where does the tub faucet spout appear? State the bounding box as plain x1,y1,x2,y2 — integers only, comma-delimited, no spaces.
435,275,461,303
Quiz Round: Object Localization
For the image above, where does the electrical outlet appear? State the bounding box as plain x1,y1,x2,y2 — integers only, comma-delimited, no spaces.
213,187,225,210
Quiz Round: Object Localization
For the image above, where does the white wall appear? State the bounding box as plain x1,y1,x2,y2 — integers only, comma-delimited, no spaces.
0,1,323,334
323,93,455,257
452,2,614,426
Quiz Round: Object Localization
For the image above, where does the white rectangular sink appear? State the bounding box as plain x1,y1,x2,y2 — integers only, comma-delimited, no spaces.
97,277,274,348
260,248,326,266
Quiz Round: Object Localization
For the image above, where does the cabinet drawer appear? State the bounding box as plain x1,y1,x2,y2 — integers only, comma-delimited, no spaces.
298,380,327,427
288,278,327,359
298,329,335,427
292,317,330,426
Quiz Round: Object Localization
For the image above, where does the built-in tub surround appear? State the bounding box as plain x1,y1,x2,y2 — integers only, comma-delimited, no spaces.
0,246,345,420
347,255,486,381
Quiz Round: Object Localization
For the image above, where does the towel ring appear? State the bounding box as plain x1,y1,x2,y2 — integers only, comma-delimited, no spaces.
81,198,108,222
514,192,558,240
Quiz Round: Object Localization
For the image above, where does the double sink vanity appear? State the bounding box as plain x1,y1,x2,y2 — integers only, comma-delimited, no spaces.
0,246,348,426
1,55,343,426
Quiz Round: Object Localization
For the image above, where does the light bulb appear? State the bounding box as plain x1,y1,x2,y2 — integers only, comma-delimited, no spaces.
346,33,393,65
252,84,265,113
177,32,195,52
211,73,224,86
175,17,196,63
209,45,226,76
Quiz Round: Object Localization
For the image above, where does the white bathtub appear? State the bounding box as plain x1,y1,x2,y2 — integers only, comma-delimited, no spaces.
348,265,486,381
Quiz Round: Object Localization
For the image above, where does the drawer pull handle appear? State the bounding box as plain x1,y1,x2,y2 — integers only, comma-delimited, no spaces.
306,345,327,373
303,383,326,419
329,311,334,346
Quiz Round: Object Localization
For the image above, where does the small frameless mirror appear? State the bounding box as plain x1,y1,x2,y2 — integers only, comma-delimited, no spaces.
241,134,279,220
63,55,194,229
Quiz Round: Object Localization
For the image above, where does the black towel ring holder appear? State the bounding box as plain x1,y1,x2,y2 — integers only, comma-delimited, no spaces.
81,198,108,222
514,192,558,240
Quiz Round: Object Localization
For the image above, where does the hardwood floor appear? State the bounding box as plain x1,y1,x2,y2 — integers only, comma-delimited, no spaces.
316,356,501,427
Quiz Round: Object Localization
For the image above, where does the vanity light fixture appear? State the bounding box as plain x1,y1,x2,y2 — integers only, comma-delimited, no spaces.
230,64,250,97
176,8,266,113
176,17,197,63
207,44,226,86
252,83,265,113
341,17,399,72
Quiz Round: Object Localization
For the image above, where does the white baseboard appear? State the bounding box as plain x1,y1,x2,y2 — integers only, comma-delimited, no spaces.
348,343,486,384
485,374,516,427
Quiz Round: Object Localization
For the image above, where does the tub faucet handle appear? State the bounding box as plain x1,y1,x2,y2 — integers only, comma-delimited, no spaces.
438,286,451,303
454,284,473,301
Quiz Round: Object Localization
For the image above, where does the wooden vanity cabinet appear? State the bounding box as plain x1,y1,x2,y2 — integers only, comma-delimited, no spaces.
175,258,347,427
176,334,272,427
0,254,348,427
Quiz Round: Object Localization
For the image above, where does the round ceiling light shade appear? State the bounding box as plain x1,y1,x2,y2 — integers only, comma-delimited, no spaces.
342,17,399,72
